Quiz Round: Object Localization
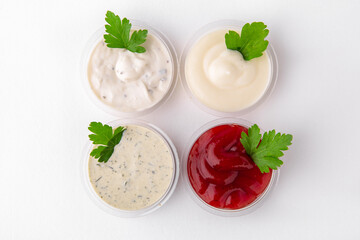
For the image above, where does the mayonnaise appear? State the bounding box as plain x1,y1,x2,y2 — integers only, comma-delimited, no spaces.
185,29,270,112
88,34,173,112
88,125,174,211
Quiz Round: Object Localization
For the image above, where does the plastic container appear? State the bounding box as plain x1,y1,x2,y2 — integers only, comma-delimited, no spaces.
81,20,178,117
81,119,180,217
180,20,278,117
181,118,279,216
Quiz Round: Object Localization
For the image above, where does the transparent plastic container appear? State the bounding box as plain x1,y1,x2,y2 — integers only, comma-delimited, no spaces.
81,119,180,217
81,20,178,117
181,118,279,216
180,20,278,117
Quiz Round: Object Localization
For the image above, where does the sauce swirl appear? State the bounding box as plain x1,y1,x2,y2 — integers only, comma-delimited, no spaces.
185,29,270,112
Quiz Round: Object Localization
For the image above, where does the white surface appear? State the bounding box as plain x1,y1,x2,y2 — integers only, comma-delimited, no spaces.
1,0,360,239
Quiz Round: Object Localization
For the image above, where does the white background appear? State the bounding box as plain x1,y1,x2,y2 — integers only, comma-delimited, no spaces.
1,0,360,239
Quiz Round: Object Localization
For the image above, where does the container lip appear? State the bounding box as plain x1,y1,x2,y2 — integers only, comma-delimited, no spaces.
179,19,278,117
80,19,179,117
181,117,280,217
81,119,180,217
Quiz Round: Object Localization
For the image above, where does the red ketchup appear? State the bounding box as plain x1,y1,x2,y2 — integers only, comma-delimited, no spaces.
188,124,272,210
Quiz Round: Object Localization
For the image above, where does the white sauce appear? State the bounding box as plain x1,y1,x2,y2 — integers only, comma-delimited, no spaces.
88,125,174,210
88,33,173,112
185,29,270,112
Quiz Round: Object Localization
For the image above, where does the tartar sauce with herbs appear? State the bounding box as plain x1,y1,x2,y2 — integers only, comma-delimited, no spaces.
87,33,173,112
88,125,174,210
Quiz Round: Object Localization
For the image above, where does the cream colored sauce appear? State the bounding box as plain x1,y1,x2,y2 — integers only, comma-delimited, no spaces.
88,125,174,210
185,29,270,112
88,33,173,112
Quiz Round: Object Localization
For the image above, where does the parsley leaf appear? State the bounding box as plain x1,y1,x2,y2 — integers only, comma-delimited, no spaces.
225,22,269,61
88,122,113,145
240,124,293,173
104,11,148,53
98,146,114,163
90,146,106,159
88,122,126,163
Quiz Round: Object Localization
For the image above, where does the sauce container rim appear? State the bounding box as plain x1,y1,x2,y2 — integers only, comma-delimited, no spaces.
81,119,180,217
80,19,179,117
179,19,278,117
181,117,280,216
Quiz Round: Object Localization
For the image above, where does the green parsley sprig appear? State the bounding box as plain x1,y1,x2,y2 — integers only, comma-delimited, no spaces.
225,22,269,61
88,122,126,163
104,11,148,53
240,124,293,173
